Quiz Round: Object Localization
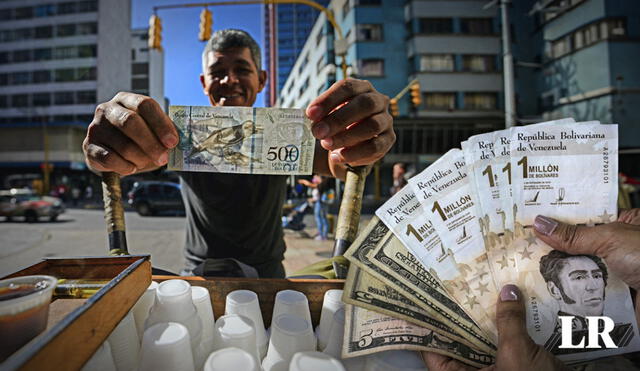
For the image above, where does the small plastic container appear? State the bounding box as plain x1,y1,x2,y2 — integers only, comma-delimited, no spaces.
225,289,268,359
139,322,195,371
0,275,57,361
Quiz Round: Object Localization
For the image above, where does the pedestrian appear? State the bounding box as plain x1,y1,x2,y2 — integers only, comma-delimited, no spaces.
82,29,395,277
390,162,408,195
84,185,93,201
299,175,332,240
71,187,81,207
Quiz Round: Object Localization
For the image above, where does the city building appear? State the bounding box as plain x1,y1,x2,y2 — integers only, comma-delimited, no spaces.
264,0,329,106
131,28,165,111
278,0,504,195
526,0,640,175
0,0,131,191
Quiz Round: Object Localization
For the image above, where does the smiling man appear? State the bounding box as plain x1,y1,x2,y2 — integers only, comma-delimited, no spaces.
83,29,395,277
539,250,609,351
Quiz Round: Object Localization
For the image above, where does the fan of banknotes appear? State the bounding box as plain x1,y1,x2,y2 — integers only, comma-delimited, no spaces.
342,118,640,367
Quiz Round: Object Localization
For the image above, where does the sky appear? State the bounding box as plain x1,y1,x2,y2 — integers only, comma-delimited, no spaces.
132,0,266,107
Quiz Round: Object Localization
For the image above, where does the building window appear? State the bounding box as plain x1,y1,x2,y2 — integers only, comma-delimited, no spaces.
32,93,51,107
12,50,31,63
132,78,149,90
299,77,309,96
551,18,626,59
316,31,323,47
35,26,53,39
55,68,76,82
11,94,29,108
57,2,77,15
33,70,52,83
132,63,149,75
356,0,381,4
460,18,493,35
0,52,8,64
464,93,497,110
77,22,98,35
342,1,350,20
419,54,454,72
298,54,309,75
316,56,325,74
462,55,496,72
358,59,384,77
425,93,456,110
54,92,75,105
78,45,97,58
11,72,30,85
57,24,77,37
0,95,7,108
76,90,96,104
35,4,56,17
34,48,52,61
551,36,571,58
14,7,34,20
356,24,383,41
418,18,453,34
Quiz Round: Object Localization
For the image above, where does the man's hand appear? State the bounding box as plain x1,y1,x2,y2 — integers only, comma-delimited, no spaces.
83,92,178,175
422,285,568,371
307,78,394,178
533,209,640,291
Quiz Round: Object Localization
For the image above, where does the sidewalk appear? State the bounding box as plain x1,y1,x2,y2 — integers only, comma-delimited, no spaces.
282,213,373,275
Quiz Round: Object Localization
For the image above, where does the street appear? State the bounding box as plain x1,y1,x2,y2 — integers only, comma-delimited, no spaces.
0,208,341,277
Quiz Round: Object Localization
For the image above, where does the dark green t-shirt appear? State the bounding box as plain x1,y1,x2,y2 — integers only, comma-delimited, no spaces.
179,172,287,276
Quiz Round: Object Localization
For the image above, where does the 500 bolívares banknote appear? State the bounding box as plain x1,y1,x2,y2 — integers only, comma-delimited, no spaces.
168,106,315,175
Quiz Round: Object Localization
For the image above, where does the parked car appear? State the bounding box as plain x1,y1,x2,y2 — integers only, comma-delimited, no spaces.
127,181,184,216
0,188,65,222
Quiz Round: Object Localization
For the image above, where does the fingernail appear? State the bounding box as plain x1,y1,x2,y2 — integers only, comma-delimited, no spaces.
313,122,330,139
162,134,178,148
534,215,558,236
330,152,342,163
322,137,333,148
307,105,323,121
500,284,520,302
156,152,168,166
127,166,137,175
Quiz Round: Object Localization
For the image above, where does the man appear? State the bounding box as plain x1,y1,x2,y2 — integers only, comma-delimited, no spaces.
539,250,608,351
390,162,407,195
82,29,394,277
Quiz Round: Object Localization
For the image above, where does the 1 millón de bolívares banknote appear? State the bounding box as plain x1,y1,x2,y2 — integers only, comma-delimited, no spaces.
168,106,315,175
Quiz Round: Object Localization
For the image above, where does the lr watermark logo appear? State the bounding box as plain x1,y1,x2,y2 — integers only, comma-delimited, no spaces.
558,316,617,349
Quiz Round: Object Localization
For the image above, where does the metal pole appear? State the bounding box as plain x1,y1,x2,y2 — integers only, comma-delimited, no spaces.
501,0,516,128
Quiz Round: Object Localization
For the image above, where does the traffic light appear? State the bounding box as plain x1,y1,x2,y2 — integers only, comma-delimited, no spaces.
389,98,399,117
410,81,422,108
148,15,162,51
199,9,212,41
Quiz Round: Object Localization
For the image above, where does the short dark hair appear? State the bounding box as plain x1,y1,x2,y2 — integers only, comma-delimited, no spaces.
202,29,262,72
539,250,608,289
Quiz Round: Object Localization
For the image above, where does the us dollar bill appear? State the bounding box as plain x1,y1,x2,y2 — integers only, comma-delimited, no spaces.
344,216,495,354
342,304,495,368
168,106,315,175
343,264,487,352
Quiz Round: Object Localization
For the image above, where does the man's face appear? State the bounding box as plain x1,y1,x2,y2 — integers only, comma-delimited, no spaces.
550,256,606,316
200,47,266,107
393,164,405,179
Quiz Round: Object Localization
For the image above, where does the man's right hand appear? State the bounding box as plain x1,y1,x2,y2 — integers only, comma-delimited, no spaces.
533,209,640,291
82,92,178,175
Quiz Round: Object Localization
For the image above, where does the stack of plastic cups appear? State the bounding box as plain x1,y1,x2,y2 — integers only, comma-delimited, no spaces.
316,289,344,351
321,308,345,359
289,351,346,371
204,347,261,371
132,281,158,341
81,341,116,371
145,279,202,366
364,350,425,371
212,314,261,363
271,290,312,327
191,286,216,369
139,322,194,371
225,290,268,359
107,310,139,371
262,313,317,371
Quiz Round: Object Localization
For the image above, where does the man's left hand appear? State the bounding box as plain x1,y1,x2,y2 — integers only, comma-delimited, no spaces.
307,78,394,172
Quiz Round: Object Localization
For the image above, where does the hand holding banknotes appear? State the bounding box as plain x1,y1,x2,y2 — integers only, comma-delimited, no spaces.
422,284,569,371
306,78,395,177
83,92,178,175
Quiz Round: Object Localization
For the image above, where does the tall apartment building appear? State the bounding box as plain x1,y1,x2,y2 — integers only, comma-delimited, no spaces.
0,0,131,189
278,0,503,194
264,0,329,106
131,28,165,111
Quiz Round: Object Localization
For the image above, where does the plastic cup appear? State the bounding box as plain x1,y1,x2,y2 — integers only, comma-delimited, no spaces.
271,290,311,327
363,350,425,371
289,351,346,371
192,286,215,369
321,307,345,359
132,281,158,341
316,289,344,350
262,313,317,371
225,290,267,359
212,314,260,362
107,310,139,371
0,275,56,361
145,279,202,362
81,341,116,371
139,322,194,371
204,347,261,371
